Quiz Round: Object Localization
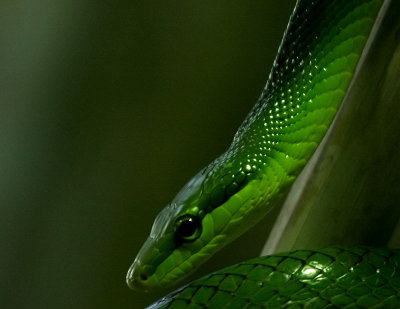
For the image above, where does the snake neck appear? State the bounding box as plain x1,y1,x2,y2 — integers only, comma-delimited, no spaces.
201,0,384,212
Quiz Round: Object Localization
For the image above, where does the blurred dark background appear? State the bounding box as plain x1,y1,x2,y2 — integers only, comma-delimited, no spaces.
1,1,294,308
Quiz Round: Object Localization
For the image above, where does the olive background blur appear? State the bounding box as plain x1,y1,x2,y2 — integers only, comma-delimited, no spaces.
2,1,295,308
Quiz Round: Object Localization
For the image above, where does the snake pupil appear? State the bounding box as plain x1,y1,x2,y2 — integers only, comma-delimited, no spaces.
179,219,196,237
175,215,201,241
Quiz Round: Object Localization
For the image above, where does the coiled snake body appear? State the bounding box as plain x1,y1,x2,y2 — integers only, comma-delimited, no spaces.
127,0,400,307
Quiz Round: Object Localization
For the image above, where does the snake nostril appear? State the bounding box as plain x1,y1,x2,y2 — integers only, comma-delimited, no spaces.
140,272,148,281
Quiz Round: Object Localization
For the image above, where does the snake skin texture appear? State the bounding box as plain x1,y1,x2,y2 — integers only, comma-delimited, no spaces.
149,247,400,308
127,0,384,291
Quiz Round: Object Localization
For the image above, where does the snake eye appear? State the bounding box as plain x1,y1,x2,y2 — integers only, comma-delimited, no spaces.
174,215,202,242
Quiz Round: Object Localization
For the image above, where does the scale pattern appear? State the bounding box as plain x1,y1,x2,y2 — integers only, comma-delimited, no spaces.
148,247,400,308
201,0,383,207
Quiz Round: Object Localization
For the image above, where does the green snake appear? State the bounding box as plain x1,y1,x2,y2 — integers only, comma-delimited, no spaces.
127,0,400,307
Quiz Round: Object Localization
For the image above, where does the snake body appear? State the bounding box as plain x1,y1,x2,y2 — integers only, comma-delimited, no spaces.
127,0,400,307
149,247,400,308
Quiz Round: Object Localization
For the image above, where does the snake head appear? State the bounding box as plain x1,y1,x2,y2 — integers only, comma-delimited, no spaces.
126,156,259,291
126,169,210,291
127,151,279,290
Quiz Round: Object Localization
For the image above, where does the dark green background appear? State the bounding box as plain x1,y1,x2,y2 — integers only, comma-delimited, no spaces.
1,1,294,308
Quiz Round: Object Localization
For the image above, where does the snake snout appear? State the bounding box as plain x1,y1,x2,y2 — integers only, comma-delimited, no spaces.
126,260,149,291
